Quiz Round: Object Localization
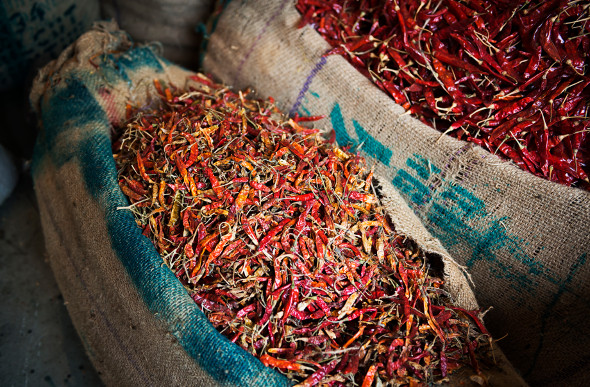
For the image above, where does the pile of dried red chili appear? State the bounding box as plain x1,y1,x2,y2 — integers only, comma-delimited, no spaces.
296,0,590,190
113,76,493,386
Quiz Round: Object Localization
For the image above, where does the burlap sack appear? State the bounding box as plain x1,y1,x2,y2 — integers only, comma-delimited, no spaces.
30,22,523,386
30,22,288,387
100,0,213,69
0,0,100,91
202,2,590,386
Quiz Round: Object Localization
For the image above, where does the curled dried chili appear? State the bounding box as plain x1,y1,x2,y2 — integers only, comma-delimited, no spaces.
296,0,590,190
114,76,495,385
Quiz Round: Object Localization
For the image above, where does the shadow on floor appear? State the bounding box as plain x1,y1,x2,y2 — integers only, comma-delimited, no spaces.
0,174,103,387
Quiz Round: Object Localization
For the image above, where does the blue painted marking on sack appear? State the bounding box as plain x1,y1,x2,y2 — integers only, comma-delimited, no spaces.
330,103,356,146
430,207,541,291
406,154,441,180
352,120,392,166
41,77,107,166
329,103,392,166
435,183,487,225
299,105,311,116
297,91,315,117
46,78,105,135
113,46,164,73
100,46,164,85
37,46,165,165
392,169,431,206
392,153,551,294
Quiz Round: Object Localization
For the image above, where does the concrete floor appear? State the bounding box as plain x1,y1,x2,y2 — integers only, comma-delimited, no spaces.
0,175,103,387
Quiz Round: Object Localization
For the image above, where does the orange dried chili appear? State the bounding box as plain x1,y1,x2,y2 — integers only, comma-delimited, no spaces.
114,75,494,385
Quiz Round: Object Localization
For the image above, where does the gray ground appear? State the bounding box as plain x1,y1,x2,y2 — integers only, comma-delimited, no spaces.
0,176,103,387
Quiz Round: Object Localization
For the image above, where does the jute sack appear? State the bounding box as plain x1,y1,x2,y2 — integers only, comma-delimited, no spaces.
201,1,590,386
0,0,100,91
30,22,524,386
100,0,213,69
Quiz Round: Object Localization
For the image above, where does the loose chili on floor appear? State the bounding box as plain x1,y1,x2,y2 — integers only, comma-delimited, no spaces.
113,76,494,386
296,0,590,190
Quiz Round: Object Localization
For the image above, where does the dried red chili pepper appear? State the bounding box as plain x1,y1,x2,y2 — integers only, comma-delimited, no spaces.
114,76,494,385
297,0,590,189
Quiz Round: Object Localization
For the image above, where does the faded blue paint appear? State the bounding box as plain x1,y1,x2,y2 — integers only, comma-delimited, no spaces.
40,77,108,166
99,46,164,85
330,102,357,147
393,153,551,294
113,46,164,73
329,103,392,165
405,153,440,180
392,169,431,206
299,105,311,116
352,120,392,166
